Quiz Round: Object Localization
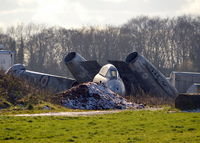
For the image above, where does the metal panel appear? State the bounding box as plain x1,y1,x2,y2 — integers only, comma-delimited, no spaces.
169,72,200,93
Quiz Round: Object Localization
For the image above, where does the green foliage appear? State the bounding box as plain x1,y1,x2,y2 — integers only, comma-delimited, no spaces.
0,110,200,143
0,99,11,109
26,104,34,110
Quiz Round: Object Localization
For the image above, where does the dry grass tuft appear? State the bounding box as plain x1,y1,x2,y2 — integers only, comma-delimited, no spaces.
125,89,175,107
0,70,52,109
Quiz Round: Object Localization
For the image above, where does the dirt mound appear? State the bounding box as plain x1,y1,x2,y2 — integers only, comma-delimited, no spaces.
0,70,50,109
54,82,144,110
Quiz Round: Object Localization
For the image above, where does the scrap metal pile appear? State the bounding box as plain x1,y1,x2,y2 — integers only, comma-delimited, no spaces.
54,82,144,110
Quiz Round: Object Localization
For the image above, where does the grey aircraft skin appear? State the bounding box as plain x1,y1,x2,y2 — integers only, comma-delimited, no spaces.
64,52,101,83
6,64,77,93
126,52,178,98
6,52,125,95
109,52,178,98
6,52,178,98
93,64,126,96
64,52,125,95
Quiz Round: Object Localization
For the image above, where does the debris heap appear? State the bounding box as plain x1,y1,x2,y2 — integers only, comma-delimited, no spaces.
55,82,144,110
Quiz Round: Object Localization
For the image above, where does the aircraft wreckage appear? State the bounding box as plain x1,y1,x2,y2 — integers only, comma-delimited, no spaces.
6,52,178,99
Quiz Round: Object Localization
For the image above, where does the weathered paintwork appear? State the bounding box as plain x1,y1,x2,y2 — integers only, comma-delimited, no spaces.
6,64,77,93
125,52,178,98
6,52,178,97
64,52,125,95
110,52,178,98
64,52,101,83
93,64,126,96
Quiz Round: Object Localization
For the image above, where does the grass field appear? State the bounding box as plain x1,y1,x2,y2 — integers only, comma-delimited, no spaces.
0,103,83,115
0,109,200,143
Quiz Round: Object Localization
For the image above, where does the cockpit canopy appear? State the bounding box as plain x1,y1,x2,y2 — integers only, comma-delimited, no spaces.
99,64,119,79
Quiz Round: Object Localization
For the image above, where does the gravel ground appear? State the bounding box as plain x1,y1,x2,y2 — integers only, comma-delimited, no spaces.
13,108,163,117
14,110,122,117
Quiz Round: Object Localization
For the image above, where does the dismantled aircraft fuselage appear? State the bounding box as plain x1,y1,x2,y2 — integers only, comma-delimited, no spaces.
64,52,125,95
6,52,178,98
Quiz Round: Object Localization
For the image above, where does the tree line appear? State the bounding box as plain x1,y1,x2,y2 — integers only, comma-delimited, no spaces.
0,15,200,77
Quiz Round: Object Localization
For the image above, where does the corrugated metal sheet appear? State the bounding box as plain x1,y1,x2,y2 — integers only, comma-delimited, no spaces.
170,71,200,93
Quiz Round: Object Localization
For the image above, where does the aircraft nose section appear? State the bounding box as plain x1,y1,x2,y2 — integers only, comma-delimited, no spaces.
107,80,126,96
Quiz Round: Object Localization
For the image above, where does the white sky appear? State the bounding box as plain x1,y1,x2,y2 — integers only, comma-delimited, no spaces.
0,0,200,29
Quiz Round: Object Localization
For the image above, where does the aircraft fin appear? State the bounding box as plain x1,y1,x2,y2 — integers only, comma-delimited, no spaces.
80,61,101,79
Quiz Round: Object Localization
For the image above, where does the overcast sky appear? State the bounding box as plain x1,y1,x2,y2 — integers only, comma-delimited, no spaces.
0,0,200,29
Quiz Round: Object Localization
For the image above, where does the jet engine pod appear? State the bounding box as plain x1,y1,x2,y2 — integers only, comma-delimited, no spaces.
64,52,101,83
6,64,77,93
64,52,86,63
93,64,126,96
64,52,93,83
126,52,178,98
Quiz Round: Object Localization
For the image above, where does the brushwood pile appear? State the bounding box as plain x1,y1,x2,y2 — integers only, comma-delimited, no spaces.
54,82,144,110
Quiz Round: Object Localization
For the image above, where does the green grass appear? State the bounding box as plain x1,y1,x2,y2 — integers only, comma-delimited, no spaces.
0,102,82,115
0,110,200,143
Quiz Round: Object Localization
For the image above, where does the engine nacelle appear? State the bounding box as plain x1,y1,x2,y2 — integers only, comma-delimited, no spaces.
64,52,91,83
125,52,178,98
